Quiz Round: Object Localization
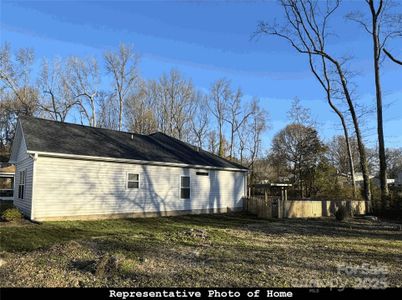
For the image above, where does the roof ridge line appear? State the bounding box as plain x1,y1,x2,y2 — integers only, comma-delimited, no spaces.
20,116,144,137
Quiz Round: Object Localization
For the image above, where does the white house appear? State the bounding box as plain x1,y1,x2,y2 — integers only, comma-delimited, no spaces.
9,117,248,221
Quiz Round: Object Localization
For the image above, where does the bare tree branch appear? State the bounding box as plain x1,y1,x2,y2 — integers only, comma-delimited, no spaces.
383,48,402,65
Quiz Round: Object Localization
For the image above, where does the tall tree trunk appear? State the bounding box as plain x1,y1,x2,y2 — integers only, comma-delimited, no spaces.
91,97,97,127
299,163,303,198
329,58,372,211
229,127,234,159
327,93,357,198
370,0,389,207
218,138,224,157
118,94,123,131
342,124,357,198
218,122,224,157
308,55,357,199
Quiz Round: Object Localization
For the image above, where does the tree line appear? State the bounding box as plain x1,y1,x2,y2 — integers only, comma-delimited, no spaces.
0,43,268,170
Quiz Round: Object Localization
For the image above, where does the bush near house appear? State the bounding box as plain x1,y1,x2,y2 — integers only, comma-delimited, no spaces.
334,206,349,221
1,208,23,222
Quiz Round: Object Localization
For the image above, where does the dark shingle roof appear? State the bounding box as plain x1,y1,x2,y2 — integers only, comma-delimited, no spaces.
19,117,247,170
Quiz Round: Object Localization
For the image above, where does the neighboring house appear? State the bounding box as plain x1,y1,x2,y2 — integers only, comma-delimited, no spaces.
9,117,248,221
0,165,15,201
354,172,375,189
354,172,376,183
372,177,395,188
354,172,395,189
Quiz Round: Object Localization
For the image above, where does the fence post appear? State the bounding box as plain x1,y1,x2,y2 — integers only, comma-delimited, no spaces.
282,187,287,218
278,199,282,219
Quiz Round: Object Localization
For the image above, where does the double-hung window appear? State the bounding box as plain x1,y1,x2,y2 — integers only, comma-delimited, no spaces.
180,176,190,199
127,173,139,189
18,170,26,199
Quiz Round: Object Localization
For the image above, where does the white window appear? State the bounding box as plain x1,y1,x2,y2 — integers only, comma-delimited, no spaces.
18,170,26,199
180,176,190,199
127,173,140,189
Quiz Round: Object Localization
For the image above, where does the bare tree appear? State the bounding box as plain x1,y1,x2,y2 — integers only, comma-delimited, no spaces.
124,80,158,134
0,44,39,116
306,52,358,197
287,97,314,126
149,69,195,140
207,130,219,155
104,43,140,131
385,147,402,178
208,79,231,157
0,44,39,157
237,117,249,165
0,96,20,153
255,0,372,207
224,87,254,159
347,0,402,204
97,91,119,130
66,56,100,127
162,70,194,140
189,91,209,148
247,98,268,174
38,58,77,122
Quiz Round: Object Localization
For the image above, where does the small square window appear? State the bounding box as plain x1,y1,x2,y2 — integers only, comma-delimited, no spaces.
181,176,190,188
128,174,139,181
128,181,139,189
127,173,140,189
181,188,190,199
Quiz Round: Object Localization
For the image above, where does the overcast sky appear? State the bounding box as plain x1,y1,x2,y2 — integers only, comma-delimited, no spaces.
1,0,401,150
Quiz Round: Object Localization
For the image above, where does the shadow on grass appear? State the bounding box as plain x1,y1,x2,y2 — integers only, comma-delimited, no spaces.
1,212,401,253
240,217,402,242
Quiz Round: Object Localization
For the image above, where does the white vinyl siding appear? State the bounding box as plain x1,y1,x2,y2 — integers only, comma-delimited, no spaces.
11,123,34,218
32,156,246,220
13,142,33,217
16,135,28,162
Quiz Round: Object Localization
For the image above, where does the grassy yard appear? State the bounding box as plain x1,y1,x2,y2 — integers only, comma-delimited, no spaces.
0,212,401,288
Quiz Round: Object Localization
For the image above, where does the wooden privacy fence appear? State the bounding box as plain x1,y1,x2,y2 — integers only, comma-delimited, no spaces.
244,197,366,219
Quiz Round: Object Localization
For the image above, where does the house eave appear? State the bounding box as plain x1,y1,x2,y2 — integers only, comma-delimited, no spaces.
26,150,249,172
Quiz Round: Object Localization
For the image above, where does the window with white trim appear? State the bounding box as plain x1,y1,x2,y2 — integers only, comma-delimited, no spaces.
18,170,26,199
127,173,139,189
180,176,190,199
